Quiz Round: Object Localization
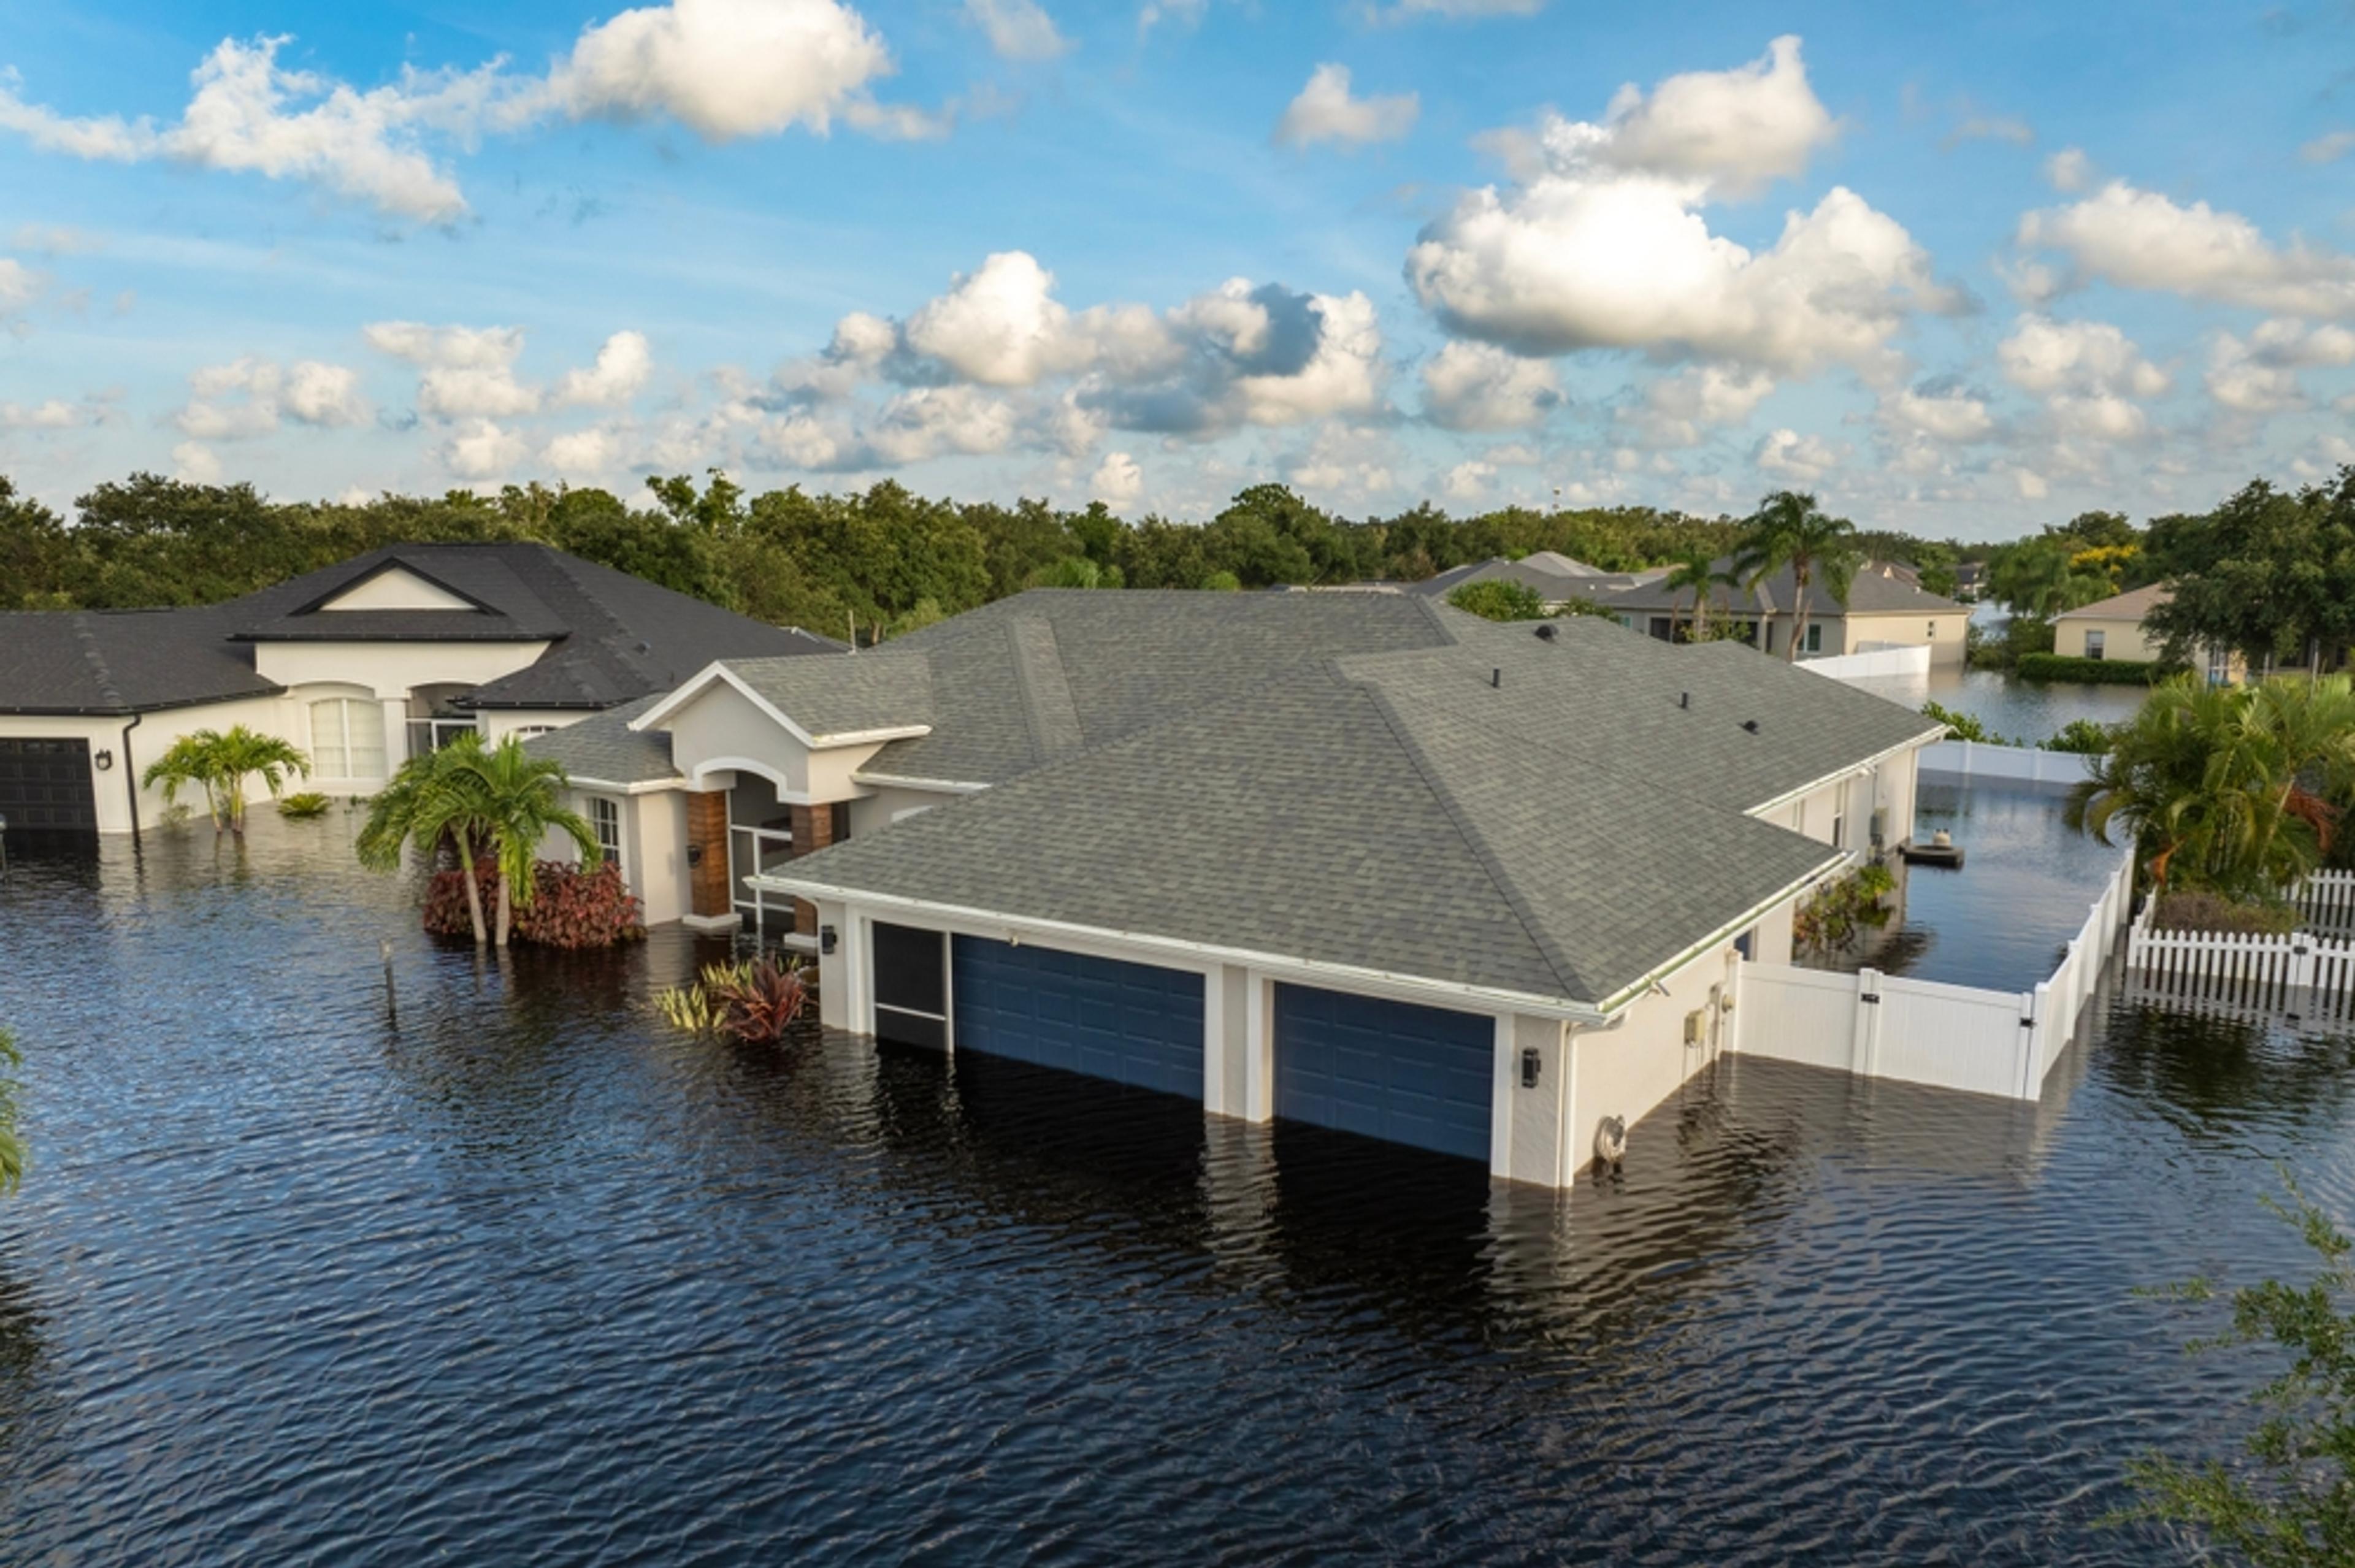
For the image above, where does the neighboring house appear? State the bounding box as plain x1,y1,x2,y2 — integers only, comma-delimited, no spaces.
1406,551,1655,611
1952,561,1987,602
1596,559,1967,666
2051,583,2242,683
537,589,1940,1187
0,542,838,838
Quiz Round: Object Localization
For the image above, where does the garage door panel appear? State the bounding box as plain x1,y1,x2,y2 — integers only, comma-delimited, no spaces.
0,738,97,834
1275,984,1493,1163
951,936,1203,1100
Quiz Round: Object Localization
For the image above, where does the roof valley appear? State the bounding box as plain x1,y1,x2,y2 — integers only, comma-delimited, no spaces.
1007,614,1086,762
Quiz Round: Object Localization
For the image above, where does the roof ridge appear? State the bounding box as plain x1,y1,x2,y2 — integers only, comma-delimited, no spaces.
1005,613,1086,762
67,613,126,710
1354,675,1594,1003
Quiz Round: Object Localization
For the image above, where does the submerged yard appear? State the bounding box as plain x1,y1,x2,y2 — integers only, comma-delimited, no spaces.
0,817,2346,1564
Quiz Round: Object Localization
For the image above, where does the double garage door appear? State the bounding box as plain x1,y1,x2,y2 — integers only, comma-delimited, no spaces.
0,738,96,834
870,922,1495,1163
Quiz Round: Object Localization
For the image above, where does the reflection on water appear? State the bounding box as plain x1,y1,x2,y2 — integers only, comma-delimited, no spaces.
0,819,2346,1564
1845,665,2149,743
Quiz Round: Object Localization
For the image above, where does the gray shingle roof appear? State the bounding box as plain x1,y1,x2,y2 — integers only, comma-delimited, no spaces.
0,541,841,716
757,594,1939,1010
1407,555,1640,603
1596,559,1960,618
523,694,679,787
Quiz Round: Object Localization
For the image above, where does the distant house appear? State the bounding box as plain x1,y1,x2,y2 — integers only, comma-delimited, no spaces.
0,543,838,839
2051,583,2242,683
531,589,1942,1186
1406,551,1657,611
1594,559,1967,666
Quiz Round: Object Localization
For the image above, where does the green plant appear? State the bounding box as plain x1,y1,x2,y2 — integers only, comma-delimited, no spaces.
2118,1175,2355,1566
1662,549,1737,641
276,791,331,819
2043,718,2115,755
1922,700,2010,745
2018,652,2164,685
1446,578,1547,621
1731,490,1860,663
453,738,602,948
1794,863,1897,956
358,733,500,946
0,1028,20,1195
656,957,810,1044
140,725,310,833
2150,891,2299,935
423,860,645,948
1198,570,1242,591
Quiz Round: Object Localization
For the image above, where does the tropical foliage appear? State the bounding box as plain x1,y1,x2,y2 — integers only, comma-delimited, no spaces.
1445,579,1546,621
276,791,332,819
2121,1177,2355,1567
0,1028,21,1195
140,725,310,833
2016,652,2165,684
656,957,810,1044
424,862,645,949
2068,675,2355,897
1662,548,1735,641
1731,490,1859,662
1794,863,1897,957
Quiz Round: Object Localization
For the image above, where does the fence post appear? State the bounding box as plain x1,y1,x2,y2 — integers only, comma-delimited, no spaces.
1851,966,1882,1077
2018,985,2047,1100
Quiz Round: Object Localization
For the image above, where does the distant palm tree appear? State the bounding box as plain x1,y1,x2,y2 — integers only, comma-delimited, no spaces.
140,725,310,833
453,738,602,949
1732,491,1861,662
1662,549,1733,642
357,733,500,946
0,1027,21,1195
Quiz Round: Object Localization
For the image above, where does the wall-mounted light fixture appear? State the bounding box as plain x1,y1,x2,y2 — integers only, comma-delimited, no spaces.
820,924,837,955
93,749,113,771
686,843,703,866
1520,1046,1542,1088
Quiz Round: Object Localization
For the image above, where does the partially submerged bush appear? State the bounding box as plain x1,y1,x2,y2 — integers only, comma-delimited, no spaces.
424,860,645,949
1796,862,1898,957
656,957,810,1044
2043,718,2115,755
1922,699,2011,745
277,792,331,819
2150,891,2299,936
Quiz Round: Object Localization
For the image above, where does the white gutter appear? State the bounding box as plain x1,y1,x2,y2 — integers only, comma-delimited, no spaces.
1743,726,1943,821
566,774,684,797
1589,852,1846,1015
848,771,992,795
749,876,1615,1025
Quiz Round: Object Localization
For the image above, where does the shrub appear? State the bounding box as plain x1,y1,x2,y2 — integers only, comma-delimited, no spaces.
277,792,331,819
656,957,810,1044
1446,579,1547,621
1794,862,1897,957
1922,699,2011,745
424,860,645,948
2018,652,2164,685
2043,718,2115,755
1198,570,1242,592
2150,891,2299,935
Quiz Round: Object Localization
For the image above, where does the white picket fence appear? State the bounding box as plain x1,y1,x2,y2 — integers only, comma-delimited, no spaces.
2123,900,2355,1021
1918,740,2097,790
2298,870,2355,932
1734,847,2135,1101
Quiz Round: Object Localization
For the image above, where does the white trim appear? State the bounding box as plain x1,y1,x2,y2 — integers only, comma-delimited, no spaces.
755,879,1614,1025
565,774,684,797
1590,857,1842,1014
849,770,992,795
628,660,929,750
1744,729,1940,822
1488,1014,1515,1182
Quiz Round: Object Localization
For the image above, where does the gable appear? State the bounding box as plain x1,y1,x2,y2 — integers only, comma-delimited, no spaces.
316,567,481,613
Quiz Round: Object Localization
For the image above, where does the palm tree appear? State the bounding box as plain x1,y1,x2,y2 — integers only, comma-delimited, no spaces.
140,725,310,833
451,737,602,949
1731,491,1861,662
357,733,500,946
2235,675,2355,886
1662,549,1737,643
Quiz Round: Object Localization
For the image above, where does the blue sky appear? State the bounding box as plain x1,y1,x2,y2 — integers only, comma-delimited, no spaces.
1,0,2351,540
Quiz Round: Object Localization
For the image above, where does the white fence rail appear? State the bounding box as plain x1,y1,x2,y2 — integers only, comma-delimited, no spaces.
1799,644,1933,681
1734,848,2134,1100
2298,869,2355,932
1919,739,2097,790
2124,901,2355,1022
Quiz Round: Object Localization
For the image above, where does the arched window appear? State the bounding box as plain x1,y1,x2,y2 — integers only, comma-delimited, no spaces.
310,698,387,780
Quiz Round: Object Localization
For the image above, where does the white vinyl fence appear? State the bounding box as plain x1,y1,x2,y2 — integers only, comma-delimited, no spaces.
1734,847,2135,1101
2298,870,2355,933
2123,900,2355,1022
1799,644,1933,681
1919,740,2097,790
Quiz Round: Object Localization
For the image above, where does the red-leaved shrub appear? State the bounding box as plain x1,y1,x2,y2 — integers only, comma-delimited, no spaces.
423,860,646,948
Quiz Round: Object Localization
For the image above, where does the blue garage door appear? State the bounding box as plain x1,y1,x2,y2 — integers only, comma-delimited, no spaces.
951,936,1204,1100
1275,984,1494,1163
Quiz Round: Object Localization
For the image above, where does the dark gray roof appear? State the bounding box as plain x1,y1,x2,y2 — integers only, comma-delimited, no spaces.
0,541,842,716
759,594,1940,1009
521,694,679,787
1407,554,1644,604
1596,559,1961,618
723,649,934,741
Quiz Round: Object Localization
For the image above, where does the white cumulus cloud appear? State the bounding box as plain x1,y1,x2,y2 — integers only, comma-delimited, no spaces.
2019,180,2355,319
1090,449,1144,505
175,355,369,438
1419,340,1562,429
553,330,654,408
1274,64,1418,150
440,417,527,479
1753,427,1839,480
366,321,540,418
966,0,1071,61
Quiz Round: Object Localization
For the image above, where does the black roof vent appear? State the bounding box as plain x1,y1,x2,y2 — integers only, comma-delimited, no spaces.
1741,718,1761,733
1491,667,1502,688
1679,691,1689,709
1534,623,1557,641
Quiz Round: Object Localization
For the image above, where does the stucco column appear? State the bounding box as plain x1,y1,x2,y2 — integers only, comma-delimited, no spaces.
380,697,410,775
786,803,838,935
683,789,736,931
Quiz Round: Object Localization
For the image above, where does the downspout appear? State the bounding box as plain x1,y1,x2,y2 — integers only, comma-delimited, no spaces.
120,713,143,839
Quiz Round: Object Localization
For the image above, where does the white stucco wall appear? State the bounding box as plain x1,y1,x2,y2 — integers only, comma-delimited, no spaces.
3,694,316,833
479,709,591,743
1566,939,1739,1174
253,640,550,698
1839,609,1968,667
846,782,970,835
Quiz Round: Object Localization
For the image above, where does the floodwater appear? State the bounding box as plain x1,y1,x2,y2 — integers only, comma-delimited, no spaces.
1871,783,2129,993
0,816,2346,1564
1843,665,2148,745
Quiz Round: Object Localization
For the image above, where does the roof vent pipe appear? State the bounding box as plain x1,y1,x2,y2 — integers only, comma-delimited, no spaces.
1491,668,1502,688
1742,719,1761,733
1534,623,1557,641
1679,691,1689,709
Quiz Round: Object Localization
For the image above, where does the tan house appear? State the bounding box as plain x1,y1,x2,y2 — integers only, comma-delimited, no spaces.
2051,584,2243,683
1596,559,1969,667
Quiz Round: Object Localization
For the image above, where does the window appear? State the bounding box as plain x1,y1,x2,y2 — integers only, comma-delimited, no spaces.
309,698,386,780
511,725,557,740
1832,799,1847,851
591,796,622,874
2085,629,2106,661
1804,622,1823,654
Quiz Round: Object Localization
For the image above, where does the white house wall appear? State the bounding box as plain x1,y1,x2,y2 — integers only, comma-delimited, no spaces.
479,709,590,744
1566,939,1740,1176
663,681,812,795
847,783,968,835
4,694,302,833
253,640,550,699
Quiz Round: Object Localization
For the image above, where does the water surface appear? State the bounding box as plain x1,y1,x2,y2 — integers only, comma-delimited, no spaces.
0,817,2344,1565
